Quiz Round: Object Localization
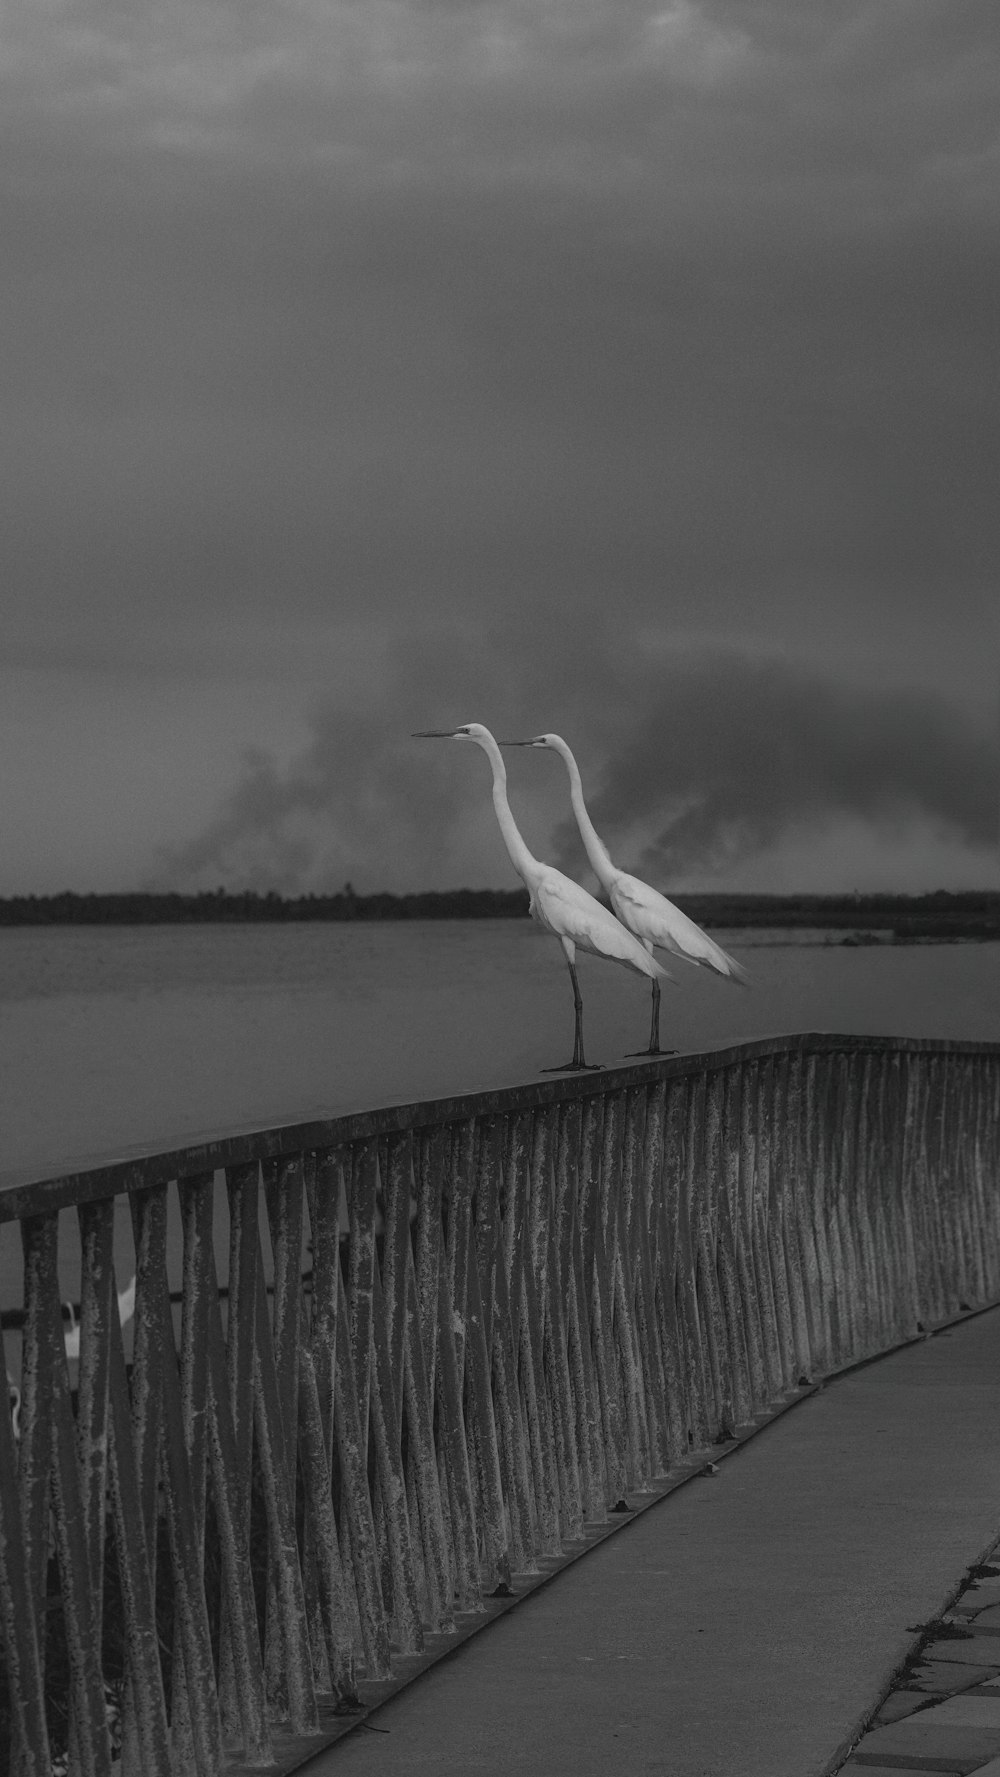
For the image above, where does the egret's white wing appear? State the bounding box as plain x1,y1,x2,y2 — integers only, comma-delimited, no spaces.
611,874,749,982
534,868,664,979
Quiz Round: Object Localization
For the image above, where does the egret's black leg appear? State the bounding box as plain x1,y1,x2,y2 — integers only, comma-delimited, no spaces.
542,958,601,1072
628,979,677,1058
570,960,585,1065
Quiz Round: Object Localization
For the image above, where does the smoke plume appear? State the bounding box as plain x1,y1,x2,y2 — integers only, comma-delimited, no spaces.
159,642,996,893
559,651,996,881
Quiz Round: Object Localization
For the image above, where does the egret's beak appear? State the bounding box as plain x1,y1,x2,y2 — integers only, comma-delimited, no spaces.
498,737,543,747
412,729,460,738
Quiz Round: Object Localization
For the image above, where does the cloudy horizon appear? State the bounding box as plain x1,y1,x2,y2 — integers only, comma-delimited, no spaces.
2,0,997,897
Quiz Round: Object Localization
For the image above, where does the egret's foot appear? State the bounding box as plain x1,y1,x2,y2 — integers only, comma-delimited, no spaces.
541,1061,602,1073
627,1046,678,1058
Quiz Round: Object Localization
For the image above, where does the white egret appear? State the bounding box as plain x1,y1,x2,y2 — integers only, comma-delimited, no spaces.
61,1273,137,1362
5,1276,137,1443
413,723,667,1071
502,733,748,1056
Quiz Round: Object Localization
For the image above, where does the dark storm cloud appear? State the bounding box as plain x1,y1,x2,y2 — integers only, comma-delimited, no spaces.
162,643,996,893
555,651,997,880
1,0,997,662
2,1,999,889
155,622,593,891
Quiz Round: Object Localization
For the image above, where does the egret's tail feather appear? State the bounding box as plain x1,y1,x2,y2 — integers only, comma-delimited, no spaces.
710,952,751,986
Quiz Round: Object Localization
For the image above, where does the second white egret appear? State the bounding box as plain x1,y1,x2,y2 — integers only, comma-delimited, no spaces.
503,732,748,1055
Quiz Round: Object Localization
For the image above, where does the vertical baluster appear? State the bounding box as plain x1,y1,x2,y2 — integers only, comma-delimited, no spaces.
579,1093,625,1505
105,1281,171,1777
894,1051,922,1338
130,1186,223,1775
0,1230,50,1777
263,1155,309,1709
686,1074,727,1432
250,1247,317,1733
295,1295,362,1696
647,1080,692,1466
601,1091,649,1485
557,1099,606,1515
298,1150,329,1689
22,1212,112,1776
172,1173,214,1766
819,1055,849,1364
668,1077,709,1448
616,1088,656,1478
382,1132,452,1627
800,1054,833,1371
462,1191,510,1586
332,1276,391,1680
400,1248,454,1628
447,1119,494,1585
347,1141,379,1461
473,1116,524,1571
739,1061,782,1405
787,1050,822,1377
571,1096,612,1514
541,1103,583,1542
756,1057,794,1392
711,1066,753,1428
487,1118,537,1569
431,1127,481,1608
511,1110,558,1549
367,1255,422,1651
773,1054,812,1380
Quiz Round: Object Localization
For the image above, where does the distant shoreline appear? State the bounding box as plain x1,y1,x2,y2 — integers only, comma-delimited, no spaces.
0,888,997,941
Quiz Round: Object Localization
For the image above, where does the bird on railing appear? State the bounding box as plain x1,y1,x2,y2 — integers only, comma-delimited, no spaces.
502,732,748,1056
4,1276,138,1445
6,1374,21,1442
60,1273,137,1362
414,723,667,1070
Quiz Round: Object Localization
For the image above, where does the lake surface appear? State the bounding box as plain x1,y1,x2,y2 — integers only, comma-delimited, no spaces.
1,920,996,1186
0,919,995,1322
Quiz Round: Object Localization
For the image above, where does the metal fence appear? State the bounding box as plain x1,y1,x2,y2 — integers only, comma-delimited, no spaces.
0,1033,998,1776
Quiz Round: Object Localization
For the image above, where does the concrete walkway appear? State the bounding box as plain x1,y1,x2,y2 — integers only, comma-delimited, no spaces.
304,1308,1000,1777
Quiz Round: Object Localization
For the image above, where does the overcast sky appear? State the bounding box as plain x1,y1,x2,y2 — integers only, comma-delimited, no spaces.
2,0,996,896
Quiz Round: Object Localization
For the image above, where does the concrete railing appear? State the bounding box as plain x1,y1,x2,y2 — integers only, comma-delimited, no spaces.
0,1034,997,1775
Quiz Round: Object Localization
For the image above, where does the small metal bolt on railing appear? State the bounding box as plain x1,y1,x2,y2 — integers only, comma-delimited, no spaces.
0,1033,997,1775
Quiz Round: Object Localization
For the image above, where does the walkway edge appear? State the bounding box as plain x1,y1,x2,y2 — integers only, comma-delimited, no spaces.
820,1521,1000,1775
254,1297,1000,1777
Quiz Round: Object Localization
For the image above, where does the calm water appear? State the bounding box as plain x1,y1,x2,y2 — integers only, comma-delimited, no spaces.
0,919,996,1321
1,920,996,1186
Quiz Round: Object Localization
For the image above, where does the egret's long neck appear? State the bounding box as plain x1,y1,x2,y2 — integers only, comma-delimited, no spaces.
475,732,541,888
553,739,616,890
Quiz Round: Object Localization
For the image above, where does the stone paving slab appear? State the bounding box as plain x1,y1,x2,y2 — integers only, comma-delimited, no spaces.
908,1665,1000,1696
954,1588,1000,1616
877,1695,931,1725
924,1699,1000,1726
849,1720,1000,1766
301,1309,1000,1777
842,1570,1000,1772
843,1766,967,1775
921,1641,1000,1668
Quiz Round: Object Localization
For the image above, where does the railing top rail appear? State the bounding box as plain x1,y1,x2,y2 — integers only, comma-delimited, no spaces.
2,1029,998,1224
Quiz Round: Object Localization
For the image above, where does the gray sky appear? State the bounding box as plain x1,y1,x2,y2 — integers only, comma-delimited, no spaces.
2,0,997,895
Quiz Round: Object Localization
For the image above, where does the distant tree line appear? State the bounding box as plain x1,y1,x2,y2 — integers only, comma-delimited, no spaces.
0,887,531,925
0,887,997,936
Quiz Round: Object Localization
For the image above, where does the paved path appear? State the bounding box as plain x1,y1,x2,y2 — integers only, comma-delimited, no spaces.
304,1308,1000,1777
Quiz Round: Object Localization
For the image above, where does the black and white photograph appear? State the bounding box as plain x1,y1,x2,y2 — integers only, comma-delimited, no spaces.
0,1,997,1772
